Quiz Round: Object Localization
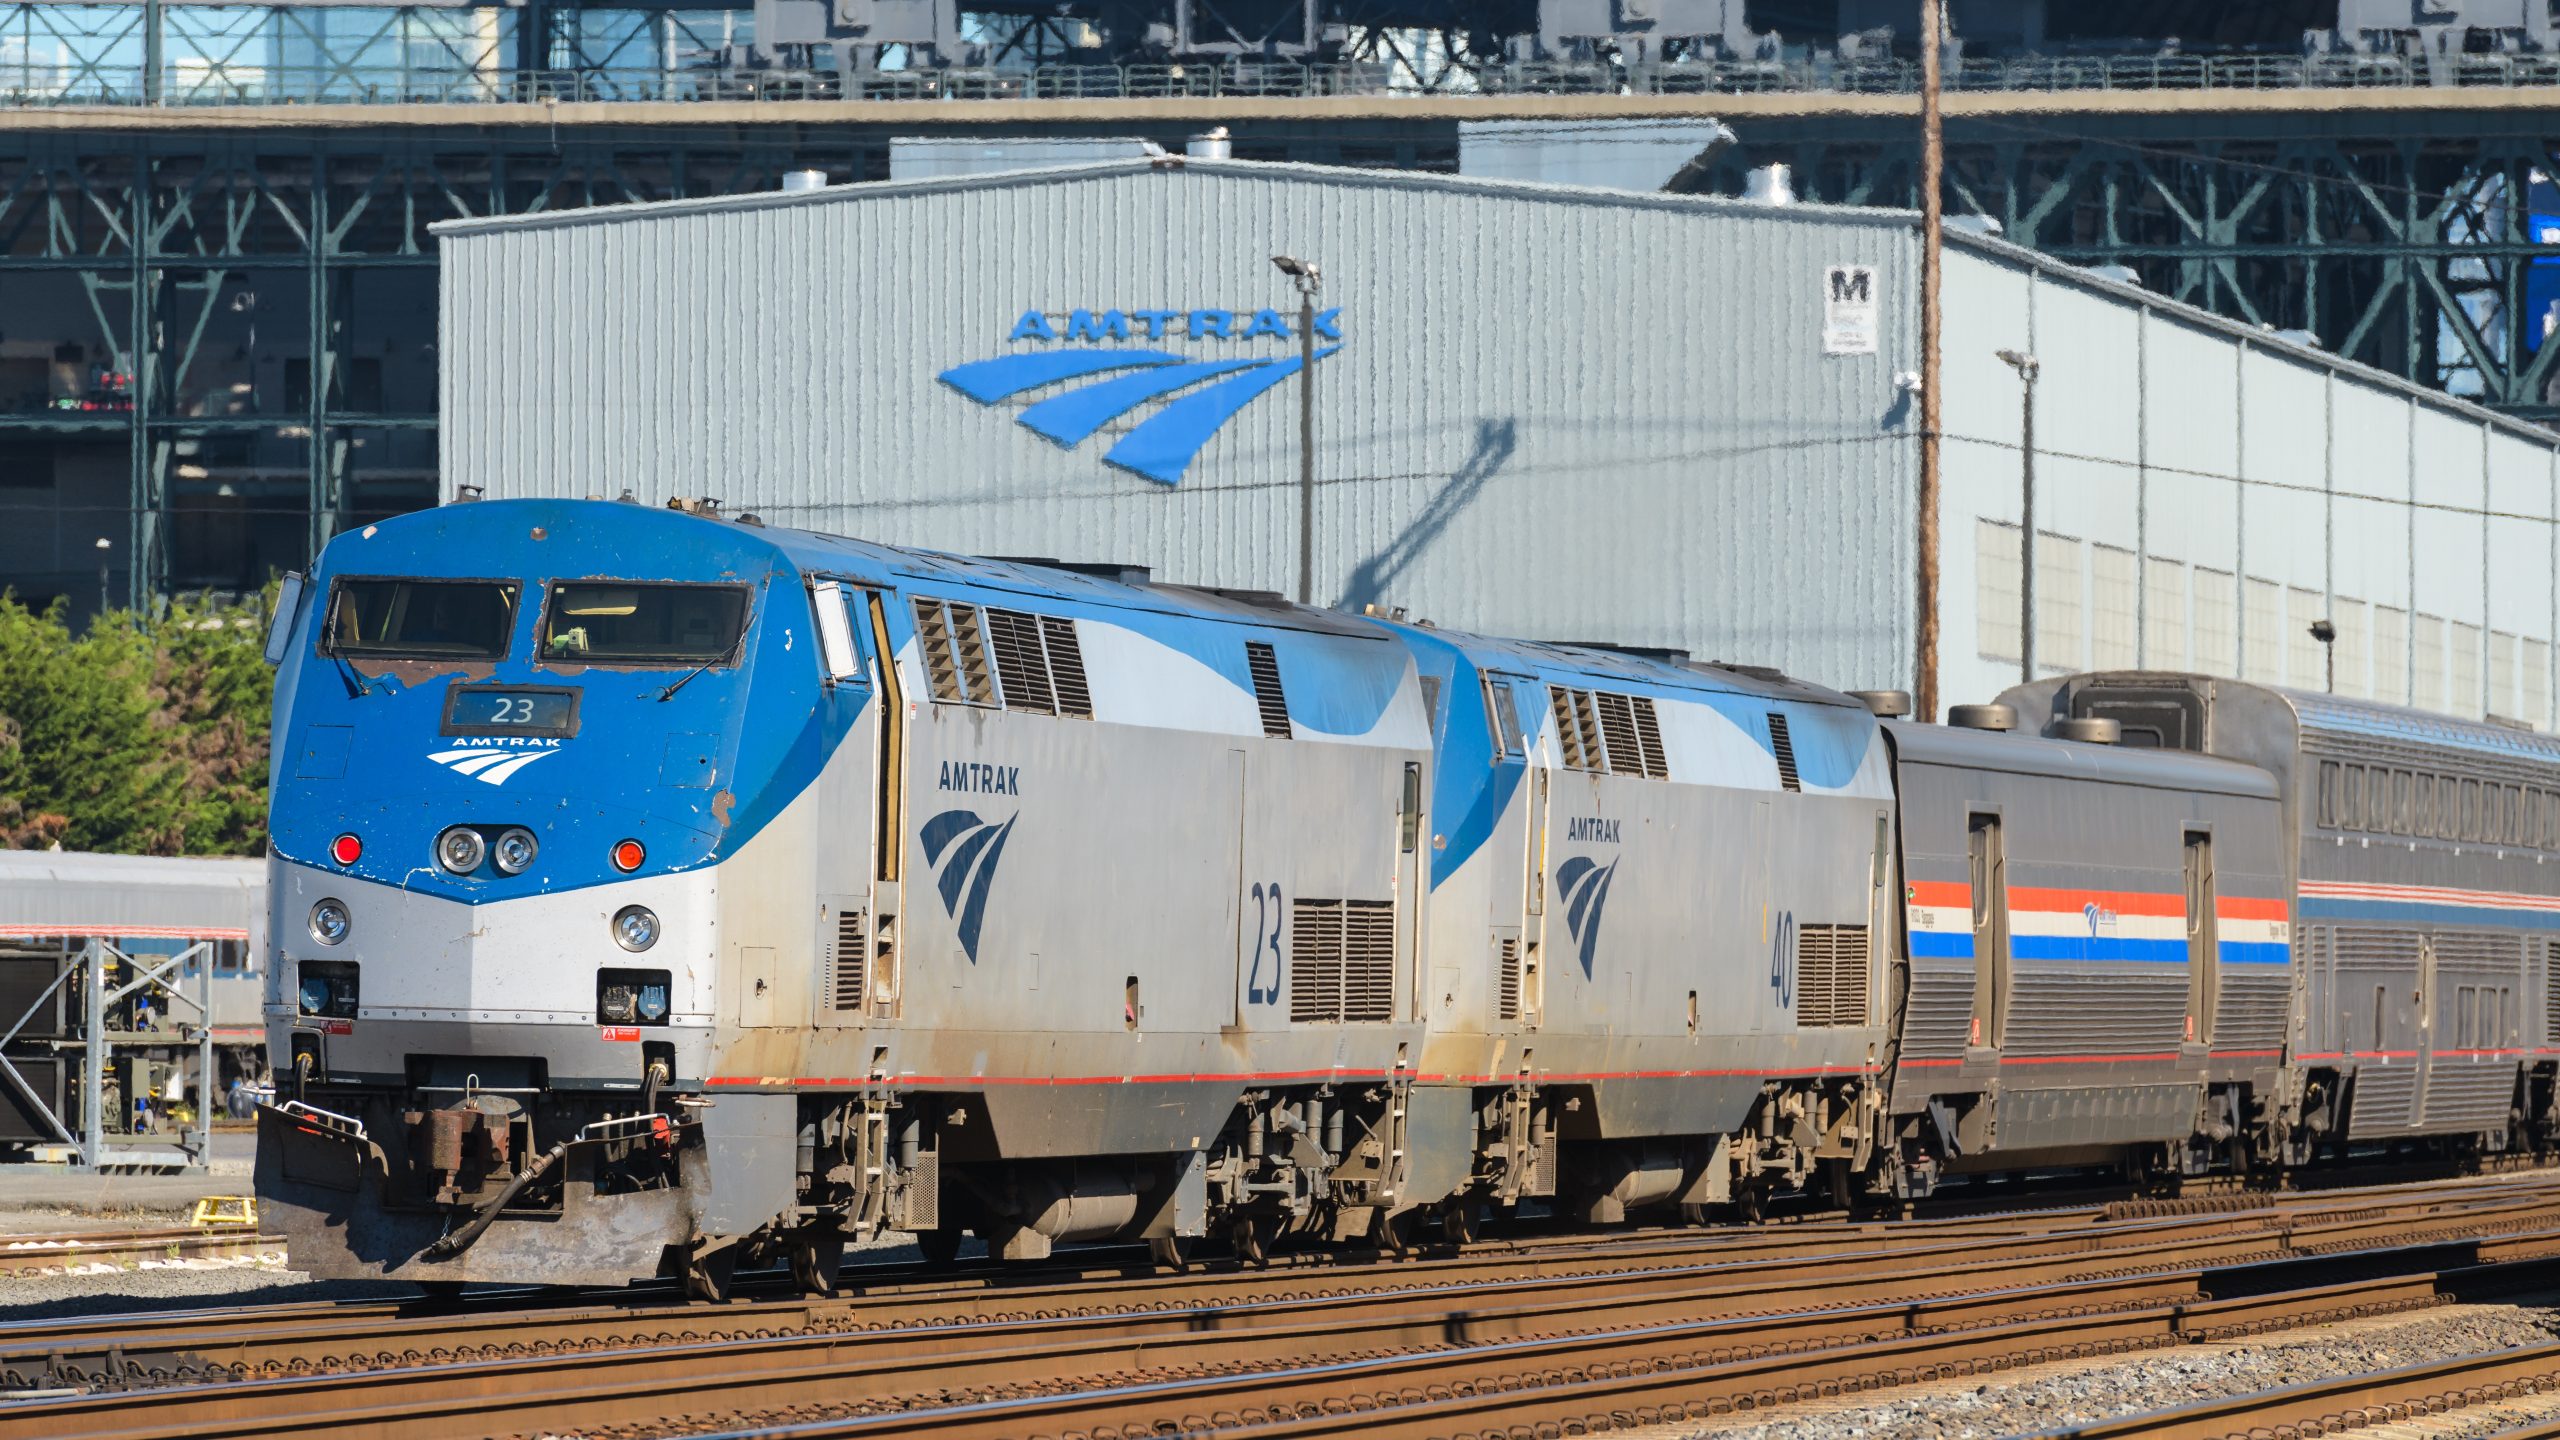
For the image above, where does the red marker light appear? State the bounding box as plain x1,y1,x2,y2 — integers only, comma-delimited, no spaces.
331,833,362,866
611,839,645,873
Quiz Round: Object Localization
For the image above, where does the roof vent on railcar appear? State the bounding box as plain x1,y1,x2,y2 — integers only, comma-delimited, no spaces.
2049,716,2121,745
2064,678,2206,751
1847,689,1911,718
1557,641,1692,665
1947,703,2016,731
988,557,1155,587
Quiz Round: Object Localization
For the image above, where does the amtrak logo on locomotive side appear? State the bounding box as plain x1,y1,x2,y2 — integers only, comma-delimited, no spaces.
1556,855,1622,979
1566,817,1621,844
938,306,1344,487
938,762,1022,795
426,737,561,788
920,808,1017,963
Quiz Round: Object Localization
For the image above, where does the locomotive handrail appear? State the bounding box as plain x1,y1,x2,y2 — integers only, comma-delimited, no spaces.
268,1098,368,1144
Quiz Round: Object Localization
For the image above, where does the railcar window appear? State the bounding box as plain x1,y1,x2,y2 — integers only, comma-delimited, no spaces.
326,577,517,659
542,583,746,665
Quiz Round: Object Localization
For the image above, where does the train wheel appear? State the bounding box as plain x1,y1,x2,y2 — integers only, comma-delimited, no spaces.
790,1233,844,1295
1371,1207,1413,1257
1147,1235,1192,1271
683,1243,738,1303
1440,1199,1479,1246
915,1227,965,1268
1230,1214,1273,1267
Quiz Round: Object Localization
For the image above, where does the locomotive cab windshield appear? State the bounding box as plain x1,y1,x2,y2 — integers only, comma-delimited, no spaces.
324,576,519,659
540,581,749,666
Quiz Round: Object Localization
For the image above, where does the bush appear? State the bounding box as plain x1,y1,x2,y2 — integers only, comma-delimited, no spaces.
0,590,273,856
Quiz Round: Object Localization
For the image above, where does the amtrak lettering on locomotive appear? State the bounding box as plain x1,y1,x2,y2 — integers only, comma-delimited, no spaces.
257,499,2560,1294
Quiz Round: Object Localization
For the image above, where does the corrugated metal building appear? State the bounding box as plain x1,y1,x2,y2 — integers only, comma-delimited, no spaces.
436,158,2560,726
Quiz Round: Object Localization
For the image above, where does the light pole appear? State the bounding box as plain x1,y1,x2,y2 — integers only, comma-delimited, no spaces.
1996,349,2040,684
2311,619,2337,693
1915,0,1945,722
94,536,111,619
1271,253,1320,606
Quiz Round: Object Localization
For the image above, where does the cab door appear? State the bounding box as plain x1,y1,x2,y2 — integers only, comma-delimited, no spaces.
1479,671,1540,1031
808,578,904,1027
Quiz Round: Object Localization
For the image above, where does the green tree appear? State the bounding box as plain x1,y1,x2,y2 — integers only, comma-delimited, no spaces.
0,590,272,857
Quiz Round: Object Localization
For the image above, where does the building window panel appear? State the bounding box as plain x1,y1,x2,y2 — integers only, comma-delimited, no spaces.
2244,578,2283,684
2453,621,2483,717
2287,587,2325,690
2092,545,2137,671
2036,533,2084,674
2414,614,2446,713
2375,606,2409,704
2491,631,2520,722
2332,599,2368,699
2195,568,2237,678
2526,639,2551,731
1976,520,2022,665
2143,557,2188,670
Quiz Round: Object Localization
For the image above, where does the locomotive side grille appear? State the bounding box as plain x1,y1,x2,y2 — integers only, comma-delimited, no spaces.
1288,899,1343,1022
1342,901,1395,1023
1246,641,1293,738
1556,686,1597,768
1288,898,1395,1023
913,598,960,701
1595,692,1642,776
1767,713,1801,791
1496,935,1522,1020
828,909,867,1011
1041,616,1093,718
1548,687,1584,768
1795,924,1870,1027
949,603,997,704
1631,698,1668,779
985,608,1055,714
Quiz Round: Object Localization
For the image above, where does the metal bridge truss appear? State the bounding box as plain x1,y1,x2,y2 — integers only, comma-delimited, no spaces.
1705,109,2560,419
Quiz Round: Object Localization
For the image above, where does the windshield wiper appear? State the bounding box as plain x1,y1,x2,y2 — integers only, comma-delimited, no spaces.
657,658,719,703
334,655,384,698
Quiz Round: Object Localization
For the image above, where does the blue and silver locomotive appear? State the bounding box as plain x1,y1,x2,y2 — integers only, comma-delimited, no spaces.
257,499,2560,1293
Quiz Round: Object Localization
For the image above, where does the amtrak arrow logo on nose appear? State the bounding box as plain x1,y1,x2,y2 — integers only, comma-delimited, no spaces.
426,747,555,787
920,809,1017,963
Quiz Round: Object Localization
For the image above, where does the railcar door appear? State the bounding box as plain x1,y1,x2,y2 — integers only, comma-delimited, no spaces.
808,578,905,1027
1480,672,1540,1030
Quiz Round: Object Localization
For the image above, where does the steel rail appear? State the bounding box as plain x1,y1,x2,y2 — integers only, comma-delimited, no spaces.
14,1192,2560,1439
3,1176,2541,1394
2028,1338,2560,1440
0,1229,275,1274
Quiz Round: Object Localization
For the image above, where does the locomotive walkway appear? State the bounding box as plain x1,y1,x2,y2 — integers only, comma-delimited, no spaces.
6,1174,2560,1438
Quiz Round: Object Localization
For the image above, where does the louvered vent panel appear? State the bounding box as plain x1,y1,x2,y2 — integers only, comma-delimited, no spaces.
913,598,961,701
985,608,1054,714
1768,713,1801,791
1288,899,1344,1022
1631,698,1668,779
950,603,996,704
1041,616,1092,718
2547,941,2560,1043
1596,692,1642,776
2432,932,2523,972
2333,927,2424,967
1246,641,1293,738
1497,936,1522,1021
1795,924,1870,1028
1342,901,1396,1023
1570,690,1605,771
829,909,867,1011
1548,687,1583,768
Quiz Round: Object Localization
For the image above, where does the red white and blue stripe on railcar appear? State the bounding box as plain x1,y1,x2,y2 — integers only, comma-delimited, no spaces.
1903,883,2291,965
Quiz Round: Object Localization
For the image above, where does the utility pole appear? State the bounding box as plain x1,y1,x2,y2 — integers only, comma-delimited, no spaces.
1271,253,1321,606
1998,349,2039,684
1914,0,1945,722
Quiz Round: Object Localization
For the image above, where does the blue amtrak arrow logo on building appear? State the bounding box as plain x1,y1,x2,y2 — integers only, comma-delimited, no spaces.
939,306,1340,486
920,808,1017,963
1555,855,1621,979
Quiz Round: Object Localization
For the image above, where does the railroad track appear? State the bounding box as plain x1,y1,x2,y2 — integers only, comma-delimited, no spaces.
0,1228,275,1275
11,1174,2560,1439
2043,1338,2560,1440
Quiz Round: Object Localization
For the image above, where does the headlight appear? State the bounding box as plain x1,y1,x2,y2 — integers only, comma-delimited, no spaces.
437,827,486,875
492,827,539,875
612,905,660,952
636,983,669,1023
298,975,334,1015
599,983,639,1023
308,899,350,946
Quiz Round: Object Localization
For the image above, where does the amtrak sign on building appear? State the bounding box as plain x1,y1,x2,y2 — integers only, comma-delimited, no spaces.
939,306,1342,485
